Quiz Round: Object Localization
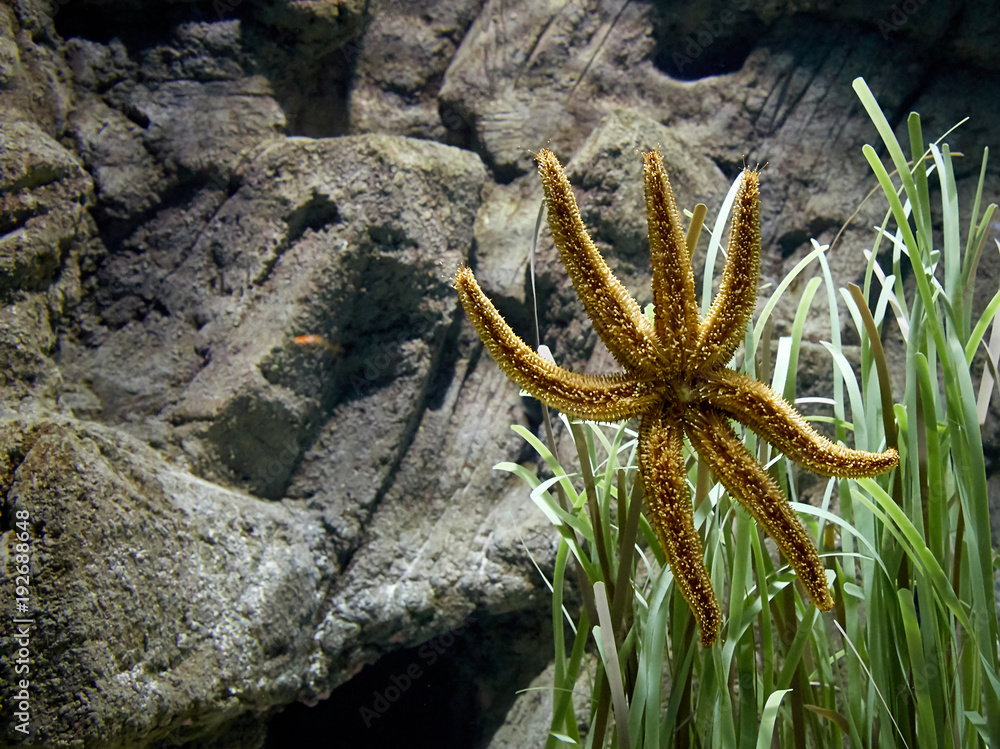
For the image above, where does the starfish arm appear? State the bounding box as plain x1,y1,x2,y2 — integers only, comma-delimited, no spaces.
693,169,761,369
536,150,667,375
703,369,899,477
684,407,834,611
456,267,658,421
643,151,701,372
639,409,722,646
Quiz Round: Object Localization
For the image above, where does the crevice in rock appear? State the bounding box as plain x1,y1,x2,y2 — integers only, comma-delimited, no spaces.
432,314,469,411
710,156,746,184
0,448,29,526
650,4,766,81
240,14,366,139
438,99,480,154
0,202,45,238
776,227,809,259
329,341,448,568
53,1,237,50
248,191,342,292
118,102,151,130
91,170,225,256
263,608,553,749
776,217,837,259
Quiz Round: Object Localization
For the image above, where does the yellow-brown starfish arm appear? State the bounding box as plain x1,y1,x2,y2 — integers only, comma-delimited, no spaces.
702,369,899,477
455,267,658,421
536,150,666,375
639,408,722,646
684,407,835,611
642,151,700,372
693,169,761,369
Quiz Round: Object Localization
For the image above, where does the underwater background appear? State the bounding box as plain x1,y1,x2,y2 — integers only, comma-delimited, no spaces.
1,0,999,746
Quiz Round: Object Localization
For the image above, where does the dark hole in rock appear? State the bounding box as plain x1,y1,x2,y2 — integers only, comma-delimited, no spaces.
777,228,810,259
711,157,748,184
285,192,341,247
650,4,765,81
264,609,551,749
777,217,838,259
53,0,234,49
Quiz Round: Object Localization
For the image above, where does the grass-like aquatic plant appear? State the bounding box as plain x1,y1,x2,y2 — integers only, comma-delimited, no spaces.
498,77,1000,747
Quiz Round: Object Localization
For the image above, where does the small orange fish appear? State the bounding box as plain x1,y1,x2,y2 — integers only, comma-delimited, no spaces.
293,335,340,355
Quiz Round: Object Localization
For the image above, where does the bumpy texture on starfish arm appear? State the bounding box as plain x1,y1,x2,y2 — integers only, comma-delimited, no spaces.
536,150,668,376
684,408,835,612
693,169,761,370
642,151,700,370
455,267,660,422
702,369,900,478
456,149,899,646
640,408,722,644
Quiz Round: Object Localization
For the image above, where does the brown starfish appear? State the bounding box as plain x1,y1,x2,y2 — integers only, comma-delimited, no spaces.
455,149,898,646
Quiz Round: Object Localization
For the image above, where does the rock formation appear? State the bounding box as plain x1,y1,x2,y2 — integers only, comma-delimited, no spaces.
1,0,998,746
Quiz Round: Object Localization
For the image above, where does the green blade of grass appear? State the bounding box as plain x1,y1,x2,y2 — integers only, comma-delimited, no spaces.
756,689,793,749
853,78,921,233
701,172,744,314
593,581,630,749
752,243,827,353
963,285,1000,364
897,588,939,749
847,283,898,450
642,564,672,747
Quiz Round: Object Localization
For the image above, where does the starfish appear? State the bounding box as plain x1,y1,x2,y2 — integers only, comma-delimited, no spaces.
455,149,898,646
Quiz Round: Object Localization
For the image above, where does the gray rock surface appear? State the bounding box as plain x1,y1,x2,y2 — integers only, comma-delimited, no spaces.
485,659,594,749
0,417,334,748
0,119,91,298
0,0,999,746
